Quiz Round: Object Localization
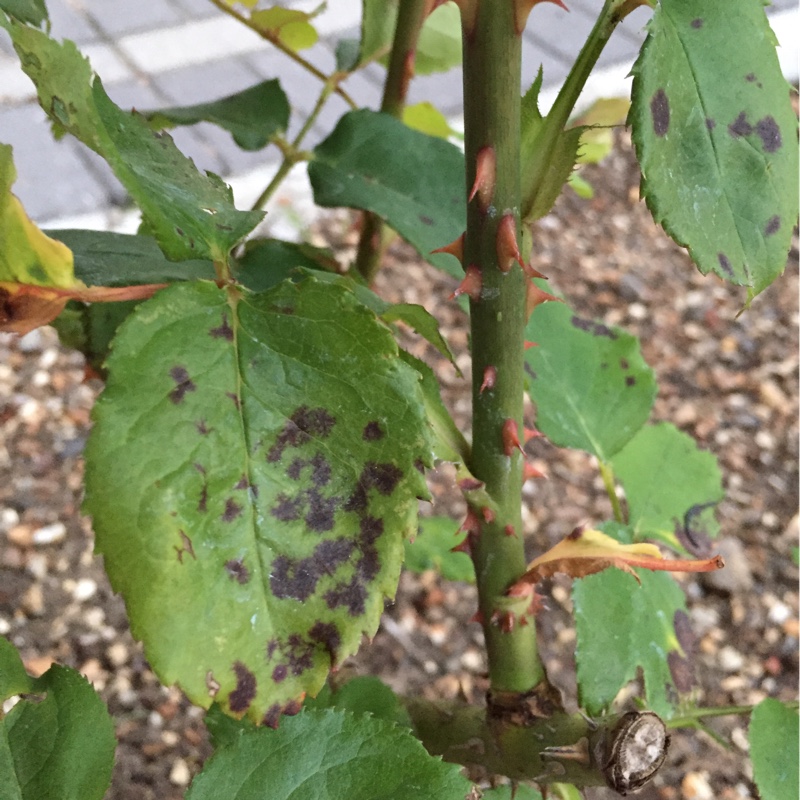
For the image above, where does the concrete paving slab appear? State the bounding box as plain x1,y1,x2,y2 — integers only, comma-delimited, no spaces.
84,0,183,39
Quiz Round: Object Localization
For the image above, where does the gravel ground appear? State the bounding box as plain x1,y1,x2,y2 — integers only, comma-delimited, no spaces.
1,133,797,799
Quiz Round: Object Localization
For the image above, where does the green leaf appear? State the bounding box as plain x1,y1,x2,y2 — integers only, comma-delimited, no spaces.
573,567,687,718
84,278,432,722
404,516,474,583
525,302,657,461
382,303,456,365
250,8,318,52
0,145,75,288
309,109,465,278
305,675,412,728
403,102,456,140
398,351,469,464
0,663,115,800
233,238,339,292
335,37,361,72
520,71,584,223
186,708,472,799
630,0,798,297
0,0,46,26
0,637,36,701
749,699,799,800
611,423,723,549
47,230,215,286
3,21,262,261
143,80,290,152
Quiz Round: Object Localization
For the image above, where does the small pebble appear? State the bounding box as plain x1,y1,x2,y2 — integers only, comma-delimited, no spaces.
718,645,745,673
767,600,791,625
460,649,483,671
682,771,714,800
32,522,66,546
0,617,11,635
106,642,129,668
21,584,45,616
169,758,191,787
72,578,97,602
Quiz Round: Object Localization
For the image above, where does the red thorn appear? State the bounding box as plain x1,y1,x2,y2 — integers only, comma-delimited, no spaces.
450,264,482,302
523,341,538,350
523,262,548,280
514,0,569,34
458,477,485,492
502,418,524,456
460,507,481,536
469,609,485,625
468,145,496,209
431,232,464,263
482,506,495,523
523,462,547,481
452,537,471,554
526,281,562,316
504,524,517,538
480,365,497,393
518,615,529,627
499,612,516,633
523,427,542,442
496,214,524,273
507,582,533,598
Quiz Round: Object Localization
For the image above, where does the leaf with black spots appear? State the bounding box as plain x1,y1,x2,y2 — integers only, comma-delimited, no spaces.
630,0,798,297
84,277,431,721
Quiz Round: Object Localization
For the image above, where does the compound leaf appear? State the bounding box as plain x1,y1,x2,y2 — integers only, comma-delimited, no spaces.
84,278,431,723
186,708,472,799
611,423,723,550
573,566,688,719
630,0,798,297
309,110,465,277
525,302,656,461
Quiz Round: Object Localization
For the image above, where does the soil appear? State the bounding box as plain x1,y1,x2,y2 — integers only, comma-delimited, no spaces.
1,132,797,800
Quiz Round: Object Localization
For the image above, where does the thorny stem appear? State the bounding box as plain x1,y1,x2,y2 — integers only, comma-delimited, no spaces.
207,0,356,108
598,460,624,523
355,0,431,284
462,1,545,695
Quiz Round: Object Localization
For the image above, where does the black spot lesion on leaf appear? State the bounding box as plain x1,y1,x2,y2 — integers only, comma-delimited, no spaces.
225,391,240,410
195,419,212,435
308,621,341,661
209,314,234,341
225,558,250,584
705,118,716,132
690,18,703,28
221,498,244,522
650,89,669,137
755,116,781,153
169,366,196,404
625,376,636,387
571,315,617,339
267,407,337,463
764,215,781,236
229,661,257,713
269,537,355,601
717,253,735,277
174,530,196,563
728,111,753,138
363,420,384,441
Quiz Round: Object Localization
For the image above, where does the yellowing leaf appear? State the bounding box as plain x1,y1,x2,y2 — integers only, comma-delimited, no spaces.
250,8,318,51
0,143,75,289
402,102,455,139
511,525,724,591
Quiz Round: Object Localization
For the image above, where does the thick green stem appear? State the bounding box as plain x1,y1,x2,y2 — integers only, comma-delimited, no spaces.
355,0,429,284
463,2,544,696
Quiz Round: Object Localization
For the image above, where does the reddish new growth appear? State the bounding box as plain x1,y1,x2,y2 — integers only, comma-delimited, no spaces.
502,418,524,456
480,365,497,393
526,281,562,317
524,340,538,350
451,265,482,302
513,0,568,33
496,214,525,273
469,145,497,209
523,462,547,481
504,524,517,538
